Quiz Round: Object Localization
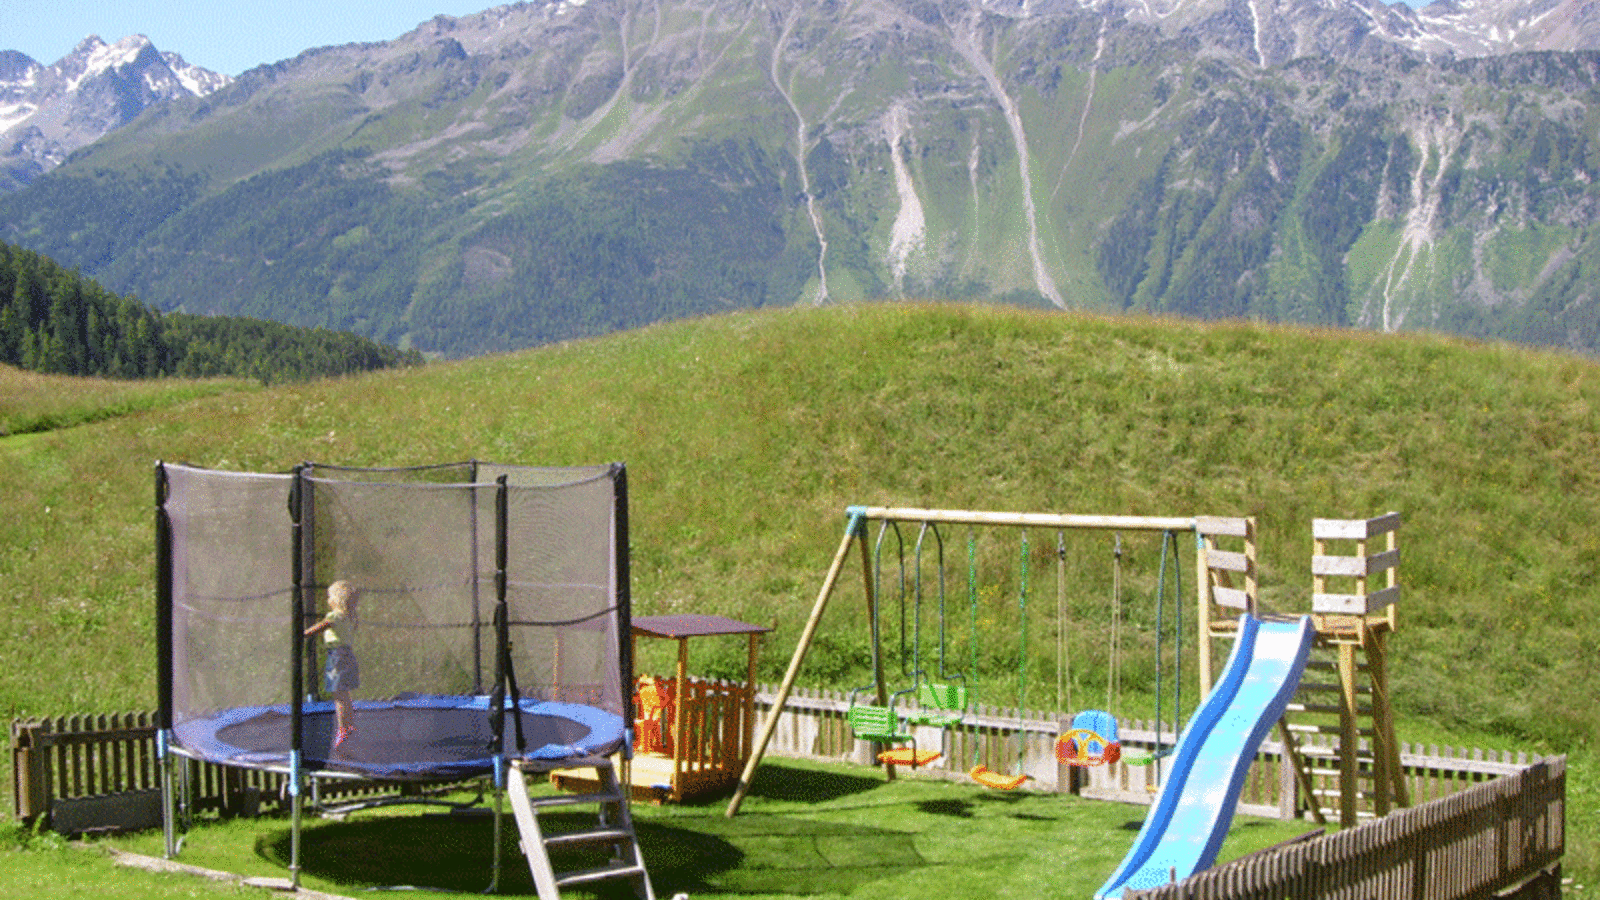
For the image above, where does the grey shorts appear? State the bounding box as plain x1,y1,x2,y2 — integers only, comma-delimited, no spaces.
324,645,360,694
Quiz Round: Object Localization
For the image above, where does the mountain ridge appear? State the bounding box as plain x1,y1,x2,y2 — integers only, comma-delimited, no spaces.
0,35,230,190
3,0,1599,358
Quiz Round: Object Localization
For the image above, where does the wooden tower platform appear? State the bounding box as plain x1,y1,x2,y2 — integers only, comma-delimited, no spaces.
1283,512,1408,827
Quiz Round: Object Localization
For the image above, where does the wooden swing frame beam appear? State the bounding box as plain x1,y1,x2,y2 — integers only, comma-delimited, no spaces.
725,505,1256,817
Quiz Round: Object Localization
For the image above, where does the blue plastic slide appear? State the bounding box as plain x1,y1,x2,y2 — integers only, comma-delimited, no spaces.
1095,614,1315,899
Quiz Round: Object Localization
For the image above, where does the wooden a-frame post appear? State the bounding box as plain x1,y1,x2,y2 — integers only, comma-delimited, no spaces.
726,509,873,817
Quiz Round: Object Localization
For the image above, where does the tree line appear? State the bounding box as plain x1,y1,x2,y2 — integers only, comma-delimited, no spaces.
0,240,422,383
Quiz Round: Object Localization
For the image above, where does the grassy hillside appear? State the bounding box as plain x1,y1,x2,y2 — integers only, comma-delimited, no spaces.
3,303,1598,873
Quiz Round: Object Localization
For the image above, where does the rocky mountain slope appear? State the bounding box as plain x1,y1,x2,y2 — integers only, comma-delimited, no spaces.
0,36,230,191
2,0,1598,357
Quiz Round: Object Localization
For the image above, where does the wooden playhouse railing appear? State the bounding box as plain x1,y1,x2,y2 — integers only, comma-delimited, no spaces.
613,675,760,802
661,676,759,796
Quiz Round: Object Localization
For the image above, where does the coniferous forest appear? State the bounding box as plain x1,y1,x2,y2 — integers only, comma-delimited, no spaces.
0,240,422,383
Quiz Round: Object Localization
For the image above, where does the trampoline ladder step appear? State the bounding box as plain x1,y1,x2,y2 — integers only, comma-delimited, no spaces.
542,826,635,848
555,861,649,888
525,790,624,809
507,759,655,900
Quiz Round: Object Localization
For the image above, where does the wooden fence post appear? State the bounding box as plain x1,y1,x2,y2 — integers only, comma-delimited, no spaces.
10,719,49,823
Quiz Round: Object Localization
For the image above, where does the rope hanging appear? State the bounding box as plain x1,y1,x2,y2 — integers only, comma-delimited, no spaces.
1055,530,1068,716
1017,531,1029,712
1108,533,1123,713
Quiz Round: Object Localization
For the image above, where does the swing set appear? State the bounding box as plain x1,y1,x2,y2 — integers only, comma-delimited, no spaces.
728,505,1255,817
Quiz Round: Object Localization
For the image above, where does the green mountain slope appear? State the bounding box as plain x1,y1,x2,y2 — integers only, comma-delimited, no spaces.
2,1,1598,358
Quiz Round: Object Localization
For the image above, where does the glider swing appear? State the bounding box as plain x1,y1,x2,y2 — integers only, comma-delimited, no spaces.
846,520,972,769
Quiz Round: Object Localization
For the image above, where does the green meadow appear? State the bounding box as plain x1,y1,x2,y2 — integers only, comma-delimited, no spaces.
2,303,1596,894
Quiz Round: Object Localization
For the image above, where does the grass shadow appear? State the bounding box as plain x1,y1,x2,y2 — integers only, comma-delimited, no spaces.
257,811,742,896
650,812,931,896
915,798,975,818
256,799,933,897
742,760,884,805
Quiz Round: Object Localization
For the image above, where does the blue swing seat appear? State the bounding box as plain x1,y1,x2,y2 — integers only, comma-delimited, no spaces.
1056,709,1122,766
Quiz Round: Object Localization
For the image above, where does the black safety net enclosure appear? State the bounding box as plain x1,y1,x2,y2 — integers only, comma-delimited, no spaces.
155,461,632,782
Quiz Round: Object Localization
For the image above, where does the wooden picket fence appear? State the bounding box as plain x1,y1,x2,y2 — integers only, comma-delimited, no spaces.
10,712,464,833
753,685,1536,818
7,697,1549,825
1121,755,1565,900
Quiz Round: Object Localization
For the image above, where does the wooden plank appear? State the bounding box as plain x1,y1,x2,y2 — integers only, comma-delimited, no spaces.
853,506,1197,533
51,790,163,835
1312,584,1400,615
1213,585,1251,610
1311,548,1400,578
1312,512,1401,541
1195,516,1251,538
1205,548,1251,574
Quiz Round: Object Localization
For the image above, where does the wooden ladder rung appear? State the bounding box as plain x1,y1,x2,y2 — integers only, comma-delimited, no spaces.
1297,681,1369,694
1287,702,1372,716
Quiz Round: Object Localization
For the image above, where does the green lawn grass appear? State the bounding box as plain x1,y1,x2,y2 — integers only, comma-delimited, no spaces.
5,759,1316,899
1,302,1595,890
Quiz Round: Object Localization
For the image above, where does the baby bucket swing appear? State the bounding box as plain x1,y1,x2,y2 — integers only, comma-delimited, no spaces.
1055,531,1183,771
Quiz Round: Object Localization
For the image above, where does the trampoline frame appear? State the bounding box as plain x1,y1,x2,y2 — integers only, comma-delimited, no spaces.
153,460,636,891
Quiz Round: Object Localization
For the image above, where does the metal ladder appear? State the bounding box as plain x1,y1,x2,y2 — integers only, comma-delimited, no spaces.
506,757,656,900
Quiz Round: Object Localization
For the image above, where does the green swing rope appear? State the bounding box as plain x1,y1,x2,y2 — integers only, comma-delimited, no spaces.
1123,530,1184,769
967,530,979,767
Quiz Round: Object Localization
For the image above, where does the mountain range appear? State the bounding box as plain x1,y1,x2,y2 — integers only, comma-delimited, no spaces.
2,0,1599,357
0,35,230,191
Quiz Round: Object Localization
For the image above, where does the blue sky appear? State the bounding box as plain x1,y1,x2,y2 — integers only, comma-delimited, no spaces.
1,1,500,76
4,0,1433,78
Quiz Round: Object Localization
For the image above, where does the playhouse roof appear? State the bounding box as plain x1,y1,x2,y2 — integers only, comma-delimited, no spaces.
632,614,771,640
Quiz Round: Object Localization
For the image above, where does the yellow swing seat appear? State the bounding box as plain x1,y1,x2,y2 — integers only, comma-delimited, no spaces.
878,747,942,767
968,764,1028,791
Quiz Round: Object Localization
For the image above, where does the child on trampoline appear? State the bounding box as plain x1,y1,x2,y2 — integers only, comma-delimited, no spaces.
305,580,361,749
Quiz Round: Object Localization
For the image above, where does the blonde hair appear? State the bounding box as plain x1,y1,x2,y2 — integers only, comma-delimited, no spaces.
327,580,357,614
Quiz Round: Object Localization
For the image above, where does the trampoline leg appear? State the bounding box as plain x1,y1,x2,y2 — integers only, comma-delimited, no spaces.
488,778,505,894
159,740,176,859
288,756,303,891
289,790,302,889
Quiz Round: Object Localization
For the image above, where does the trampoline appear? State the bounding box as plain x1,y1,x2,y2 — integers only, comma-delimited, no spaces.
175,695,626,780
153,460,635,890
